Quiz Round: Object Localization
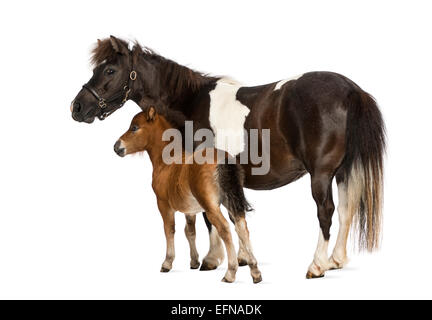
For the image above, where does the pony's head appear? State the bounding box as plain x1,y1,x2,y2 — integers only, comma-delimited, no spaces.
71,36,215,123
70,36,155,123
114,108,157,157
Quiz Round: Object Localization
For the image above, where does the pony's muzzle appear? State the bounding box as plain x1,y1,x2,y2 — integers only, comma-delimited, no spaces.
114,140,126,157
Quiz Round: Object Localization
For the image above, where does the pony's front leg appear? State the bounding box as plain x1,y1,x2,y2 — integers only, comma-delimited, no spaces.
184,215,200,269
158,200,176,273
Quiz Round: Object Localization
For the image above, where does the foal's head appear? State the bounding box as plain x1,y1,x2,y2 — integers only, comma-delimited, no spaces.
113,108,158,157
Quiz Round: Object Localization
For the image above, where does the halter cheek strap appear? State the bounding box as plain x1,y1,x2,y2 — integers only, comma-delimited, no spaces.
82,56,137,120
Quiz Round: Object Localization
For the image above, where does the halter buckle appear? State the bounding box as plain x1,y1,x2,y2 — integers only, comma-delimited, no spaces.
99,99,107,109
130,71,137,81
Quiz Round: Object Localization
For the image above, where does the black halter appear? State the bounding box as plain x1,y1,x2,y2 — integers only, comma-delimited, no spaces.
82,58,137,120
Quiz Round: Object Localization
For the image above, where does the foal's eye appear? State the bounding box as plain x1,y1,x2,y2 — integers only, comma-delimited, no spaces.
131,125,139,132
105,68,115,75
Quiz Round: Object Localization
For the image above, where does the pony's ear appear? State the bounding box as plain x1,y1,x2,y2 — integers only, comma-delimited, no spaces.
146,106,156,121
110,35,128,55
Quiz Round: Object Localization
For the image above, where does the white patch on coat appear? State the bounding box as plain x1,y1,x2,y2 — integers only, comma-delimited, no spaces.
209,78,250,156
329,182,351,268
273,74,303,91
181,194,204,215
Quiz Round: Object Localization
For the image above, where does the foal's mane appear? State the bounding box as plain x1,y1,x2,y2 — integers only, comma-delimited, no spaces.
91,37,217,98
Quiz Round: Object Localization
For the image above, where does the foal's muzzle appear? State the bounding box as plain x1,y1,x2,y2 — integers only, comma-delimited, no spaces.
114,140,125,157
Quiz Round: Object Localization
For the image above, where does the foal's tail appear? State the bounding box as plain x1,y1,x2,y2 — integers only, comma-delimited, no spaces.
217,163,252,216
341,86,386,252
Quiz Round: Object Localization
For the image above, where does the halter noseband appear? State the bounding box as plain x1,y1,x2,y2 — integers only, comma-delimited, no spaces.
82,58,137,120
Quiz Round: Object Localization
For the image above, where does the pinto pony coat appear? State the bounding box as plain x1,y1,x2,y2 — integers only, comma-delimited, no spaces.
72,36,386,278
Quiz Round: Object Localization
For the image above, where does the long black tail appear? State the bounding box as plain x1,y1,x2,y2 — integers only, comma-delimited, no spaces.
341,85,386,251
217,163,252,216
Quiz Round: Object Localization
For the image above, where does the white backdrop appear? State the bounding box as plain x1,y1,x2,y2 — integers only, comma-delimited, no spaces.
1,0,431,299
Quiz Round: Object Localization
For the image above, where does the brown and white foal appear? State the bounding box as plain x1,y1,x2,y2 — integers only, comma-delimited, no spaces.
113,107,262,283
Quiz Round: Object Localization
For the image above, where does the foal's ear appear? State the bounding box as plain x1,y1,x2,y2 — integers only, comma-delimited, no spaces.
109,35,129,55
146,107,156,121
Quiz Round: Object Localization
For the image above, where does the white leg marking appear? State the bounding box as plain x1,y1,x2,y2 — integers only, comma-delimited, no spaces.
307,229,331,277
273,74,303,91
234,217,262,283
329,182,351,269
202,226,225,268
209,78,250,156
185,216,200,269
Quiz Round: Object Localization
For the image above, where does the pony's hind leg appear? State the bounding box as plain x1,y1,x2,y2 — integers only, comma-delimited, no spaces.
329,177,354,269
157,200,176,273
205,208,238,282
231,213,262,283
200,212,225,271
184,215,200,269
226,213,249,267
306,171,336,279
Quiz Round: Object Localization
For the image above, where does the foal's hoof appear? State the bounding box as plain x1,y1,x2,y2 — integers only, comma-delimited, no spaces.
306,271,324,279
200,260,218,271
221,277,234,283
253,275,263,284
160,267,171,273
190,261,201,270
238,258,248,267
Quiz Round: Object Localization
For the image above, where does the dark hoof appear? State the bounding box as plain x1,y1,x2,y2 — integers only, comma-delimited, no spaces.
200,261,218,271
238,259,248,267
253,275,263,284
329,265,343,271
190,261,200,269
160,267,171,273
221,277,234,283
306,271,324,279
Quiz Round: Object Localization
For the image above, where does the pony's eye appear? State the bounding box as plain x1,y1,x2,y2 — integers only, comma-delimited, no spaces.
105,68,115,75
131,125,139,132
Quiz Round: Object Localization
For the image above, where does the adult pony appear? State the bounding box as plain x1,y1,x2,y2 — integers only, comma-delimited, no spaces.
71,36,385,278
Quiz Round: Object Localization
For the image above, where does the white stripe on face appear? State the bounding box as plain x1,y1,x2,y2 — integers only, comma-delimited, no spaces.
209,78,250,156
273,74,303,91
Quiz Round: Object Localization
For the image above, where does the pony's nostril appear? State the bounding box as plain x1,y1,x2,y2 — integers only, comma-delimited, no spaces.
73,101,82,113
114,140,125,156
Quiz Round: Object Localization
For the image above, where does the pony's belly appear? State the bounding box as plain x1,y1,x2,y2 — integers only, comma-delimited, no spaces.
243,159,307,190
174,194,204,215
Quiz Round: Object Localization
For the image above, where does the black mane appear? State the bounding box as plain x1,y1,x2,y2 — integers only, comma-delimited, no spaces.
91,37,218,100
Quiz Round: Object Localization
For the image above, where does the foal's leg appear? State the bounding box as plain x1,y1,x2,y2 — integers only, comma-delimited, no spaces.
226,213,249,267
200,212,225,271
205,208,238,283
329,179,353,269
231,212,262,283
184,215,200,269
157,200,176,273
306,172,336,279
